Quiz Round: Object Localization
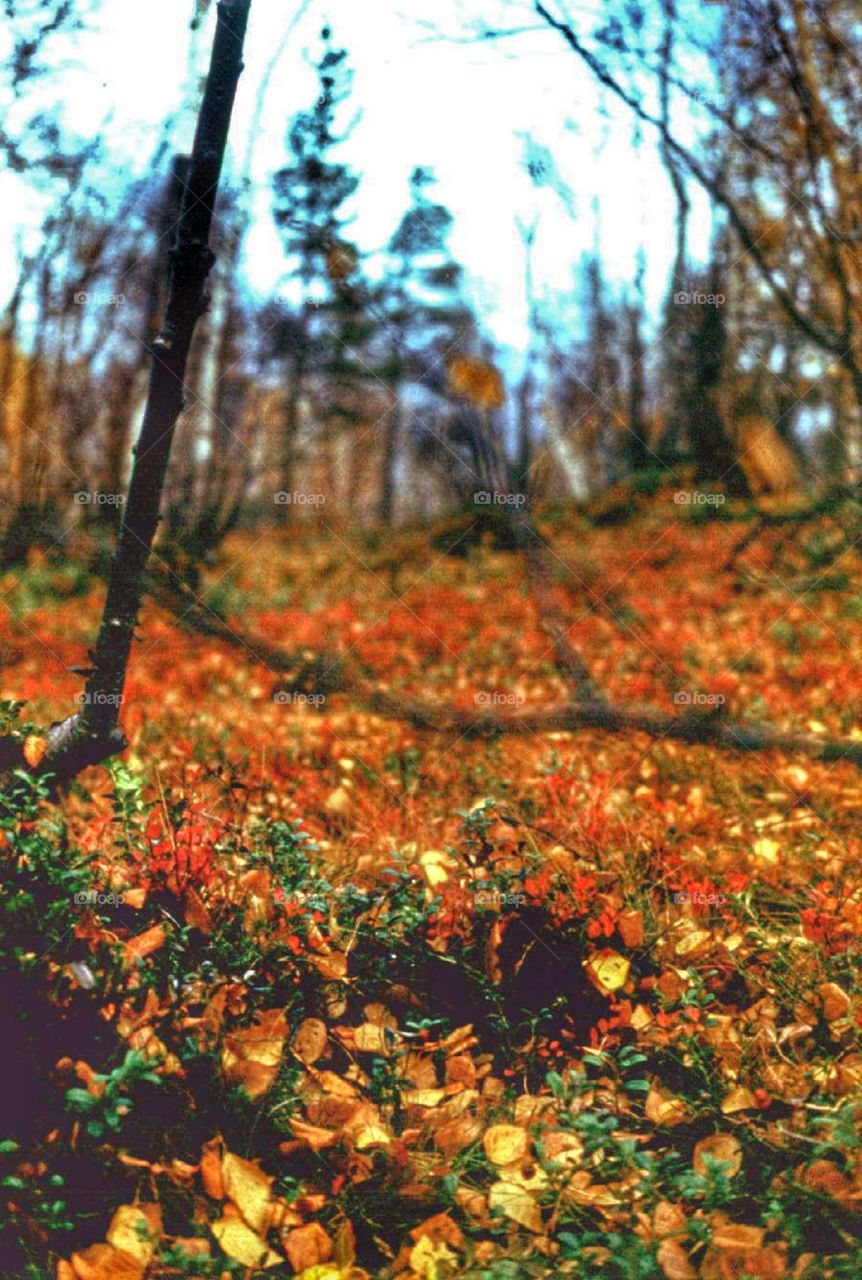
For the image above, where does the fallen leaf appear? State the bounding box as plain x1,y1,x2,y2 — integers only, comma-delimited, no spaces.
483,1124,529,1166
585,948,631,994
106,1204,162,1266
122,924,166,968
293,1017,328,1064
721,1086,757,1114
23,733,46,768
645,1084,688,1127
222,1150,273,1233
693,1134,742,1179
222,1008,287,1100
69,1244,143,1280
285,1223,333,1272
656,1238,696,1279
488,1180,542,1232
409,1236,459,1278
211,1217,283,1269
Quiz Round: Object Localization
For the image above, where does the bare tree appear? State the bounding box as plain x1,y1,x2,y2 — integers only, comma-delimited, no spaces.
34,0,254,782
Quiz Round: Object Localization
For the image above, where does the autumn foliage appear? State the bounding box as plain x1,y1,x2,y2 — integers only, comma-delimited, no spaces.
2,502,862,1279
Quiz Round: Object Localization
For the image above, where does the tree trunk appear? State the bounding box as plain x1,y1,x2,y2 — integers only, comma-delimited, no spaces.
46,0,253,780
378,400,400,525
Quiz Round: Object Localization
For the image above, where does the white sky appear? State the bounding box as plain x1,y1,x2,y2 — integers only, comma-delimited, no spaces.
0,0,715,354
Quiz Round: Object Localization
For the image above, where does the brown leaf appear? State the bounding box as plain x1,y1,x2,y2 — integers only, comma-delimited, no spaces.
69,1244,143,1280
222,1008,287,1100
447,355,505,409
122,924,166,968
617,908,644,948
292,1017,328,1065
819,982,851,1022
693,1134,743,1179
285,1222,333,1272
656,1238,696,1279
289,1117,337,1151
184,886,212,933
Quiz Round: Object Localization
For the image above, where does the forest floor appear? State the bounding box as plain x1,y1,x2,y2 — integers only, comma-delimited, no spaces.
2,499,862,1279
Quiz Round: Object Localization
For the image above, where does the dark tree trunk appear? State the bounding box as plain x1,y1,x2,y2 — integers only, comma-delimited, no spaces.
46,0,253,780
624,304,650,473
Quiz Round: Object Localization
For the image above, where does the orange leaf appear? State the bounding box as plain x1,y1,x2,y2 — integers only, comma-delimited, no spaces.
284,1223,333,1272
122,925,166,968
23,734,46,767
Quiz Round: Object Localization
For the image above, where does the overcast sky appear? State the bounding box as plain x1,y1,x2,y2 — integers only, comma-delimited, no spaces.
0,0,715,354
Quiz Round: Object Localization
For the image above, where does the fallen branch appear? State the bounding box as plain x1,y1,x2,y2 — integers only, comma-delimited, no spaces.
138,578,862,770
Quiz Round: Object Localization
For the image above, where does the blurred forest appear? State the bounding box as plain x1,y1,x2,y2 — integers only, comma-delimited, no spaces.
3,3,862,1280
2,0,860,572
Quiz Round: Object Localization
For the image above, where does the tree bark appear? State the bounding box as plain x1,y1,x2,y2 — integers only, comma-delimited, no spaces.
43,0,253,781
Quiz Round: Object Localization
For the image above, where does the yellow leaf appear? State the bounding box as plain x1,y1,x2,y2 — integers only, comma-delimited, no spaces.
753,837,779,864
419,849,456,889
221,1151,273,1234
645,1084,688,1127
409,1236,459,1279
105,1204,161,1266
324,786,352,817
354,1123,391,1149
354,1022,388,1054
721,1086,757,1114
584,948,631,995
674,930,712,958
403,1088,447,1108
488,1180,542,1232
211,1217,283,1269
483,1124,529,1166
